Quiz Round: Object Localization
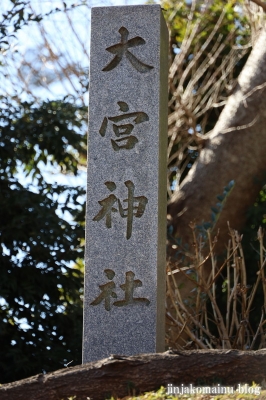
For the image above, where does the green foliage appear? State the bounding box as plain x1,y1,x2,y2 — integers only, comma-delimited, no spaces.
164,0,249,48
0,98,87,383
168,180,235,257
202,180,235,231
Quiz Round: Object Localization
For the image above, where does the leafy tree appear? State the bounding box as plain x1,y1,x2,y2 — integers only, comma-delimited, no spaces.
0,98,87,383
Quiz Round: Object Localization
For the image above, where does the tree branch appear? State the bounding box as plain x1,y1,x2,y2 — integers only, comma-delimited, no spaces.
1,350,266,400
249,0,266,12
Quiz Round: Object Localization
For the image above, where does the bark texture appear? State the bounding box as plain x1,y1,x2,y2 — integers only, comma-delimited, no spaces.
167,29,266,255
1,350,266,400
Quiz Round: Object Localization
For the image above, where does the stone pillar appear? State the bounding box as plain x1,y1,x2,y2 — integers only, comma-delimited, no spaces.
83,4,168,363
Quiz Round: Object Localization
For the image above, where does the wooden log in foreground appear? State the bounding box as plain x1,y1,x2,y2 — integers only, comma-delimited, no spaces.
1,350,266,400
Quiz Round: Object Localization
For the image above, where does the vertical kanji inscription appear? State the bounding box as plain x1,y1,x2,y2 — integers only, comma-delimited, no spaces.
84,4,168,363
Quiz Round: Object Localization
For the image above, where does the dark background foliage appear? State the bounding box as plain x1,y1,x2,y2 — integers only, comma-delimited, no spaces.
0,98,87,383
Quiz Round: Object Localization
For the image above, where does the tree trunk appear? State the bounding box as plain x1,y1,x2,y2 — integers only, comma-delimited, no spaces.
1,350,266,400
167,29,266,256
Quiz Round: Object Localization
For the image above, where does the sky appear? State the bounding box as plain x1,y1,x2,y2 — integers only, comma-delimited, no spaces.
2,0,153,102
2,0,158,212
1,0,160,330
2,0,162,210
2,0,153,187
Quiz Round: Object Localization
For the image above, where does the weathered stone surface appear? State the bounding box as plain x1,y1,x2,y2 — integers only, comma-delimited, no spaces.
83,4,168,363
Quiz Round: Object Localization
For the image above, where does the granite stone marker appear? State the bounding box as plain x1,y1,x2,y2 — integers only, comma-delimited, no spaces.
83,4,168,363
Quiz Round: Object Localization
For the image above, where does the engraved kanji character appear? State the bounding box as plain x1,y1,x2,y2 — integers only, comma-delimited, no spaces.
92,182,117,229
93,180,148,239
90,270,150,311
113,271,150,307
118,180,148,240
90,269,117,311
102,27,153,73
99,101,149,151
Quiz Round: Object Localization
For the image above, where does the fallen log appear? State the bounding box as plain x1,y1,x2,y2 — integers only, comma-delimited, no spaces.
1,349,266,400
